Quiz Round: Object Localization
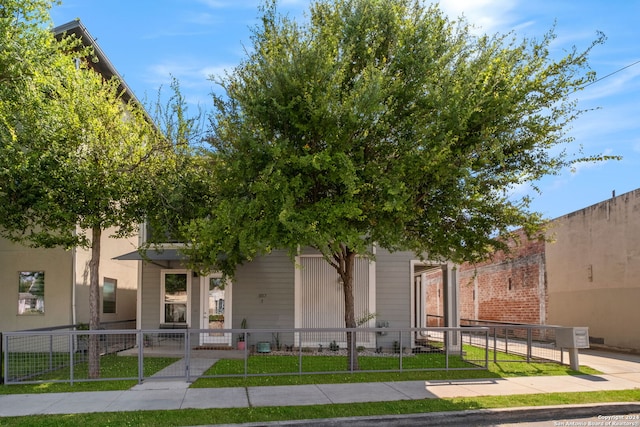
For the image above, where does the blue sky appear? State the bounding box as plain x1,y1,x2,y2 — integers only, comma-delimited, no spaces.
49,0,639,220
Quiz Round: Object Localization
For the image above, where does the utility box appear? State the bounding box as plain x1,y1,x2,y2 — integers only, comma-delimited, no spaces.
555,327,590,349
556,327,589,371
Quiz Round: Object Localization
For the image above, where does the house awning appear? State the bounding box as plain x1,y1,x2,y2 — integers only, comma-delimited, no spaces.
113,249,187,261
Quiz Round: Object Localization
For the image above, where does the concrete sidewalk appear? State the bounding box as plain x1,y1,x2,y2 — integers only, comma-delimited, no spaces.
0,349,639,418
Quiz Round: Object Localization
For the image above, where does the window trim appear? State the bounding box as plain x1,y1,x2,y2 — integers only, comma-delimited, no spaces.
17,271,45,316
160,269,191,325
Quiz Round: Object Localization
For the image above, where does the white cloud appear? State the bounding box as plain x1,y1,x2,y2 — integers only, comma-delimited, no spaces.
438,0,519,34
196,0,259,9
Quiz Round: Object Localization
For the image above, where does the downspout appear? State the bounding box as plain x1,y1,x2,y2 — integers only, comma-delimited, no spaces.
71,231,77,327
136,223,145,330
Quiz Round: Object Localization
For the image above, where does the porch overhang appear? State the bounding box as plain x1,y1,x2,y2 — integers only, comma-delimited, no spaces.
114,249,187,261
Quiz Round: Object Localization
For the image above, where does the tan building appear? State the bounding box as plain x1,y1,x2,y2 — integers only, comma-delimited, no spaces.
546,188,640,351
0,21,142,333
428,188,640,353
0,228,139,332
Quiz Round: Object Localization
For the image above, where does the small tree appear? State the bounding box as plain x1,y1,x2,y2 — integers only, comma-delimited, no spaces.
0,2,168,378
142,79,211,246
186,0,612,369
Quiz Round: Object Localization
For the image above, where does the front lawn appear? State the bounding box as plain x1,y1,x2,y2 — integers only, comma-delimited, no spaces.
0,355,179,394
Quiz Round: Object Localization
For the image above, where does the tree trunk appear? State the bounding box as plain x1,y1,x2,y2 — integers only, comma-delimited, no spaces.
88,226,101,379
333,245,359,371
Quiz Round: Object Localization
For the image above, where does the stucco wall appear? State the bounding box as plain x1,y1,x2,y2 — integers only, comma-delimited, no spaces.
0,239,73,332
546,189,640,351
74,227,139,325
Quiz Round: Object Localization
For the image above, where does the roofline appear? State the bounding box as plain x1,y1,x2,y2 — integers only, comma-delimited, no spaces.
52,19,145,108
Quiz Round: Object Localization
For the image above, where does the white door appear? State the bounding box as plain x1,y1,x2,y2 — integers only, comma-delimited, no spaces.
200,274,232,346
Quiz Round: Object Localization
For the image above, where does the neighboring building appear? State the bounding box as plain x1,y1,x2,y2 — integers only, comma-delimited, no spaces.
545,188,640,352
436,188,640,352
457,229,547,325
0,21,141,333
0,226,139,332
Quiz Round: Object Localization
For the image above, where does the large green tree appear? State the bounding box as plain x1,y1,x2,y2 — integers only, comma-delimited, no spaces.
186,0,610,368
0,0,169,378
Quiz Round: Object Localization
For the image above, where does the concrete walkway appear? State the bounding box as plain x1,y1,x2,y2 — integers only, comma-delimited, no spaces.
0,349,639,419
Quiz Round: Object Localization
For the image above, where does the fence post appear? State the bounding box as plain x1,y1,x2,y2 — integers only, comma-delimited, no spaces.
298,331,303,375
399,330,403,371
485,329,489,368
137,330,144,384
493,327,497,363
49,333,54,372
505,327,509,355
69,331,75,386
1,332,4,384
527,328,532,363
445,329,449,370
349,329,355,373
185,328,191,382
244,331,248,378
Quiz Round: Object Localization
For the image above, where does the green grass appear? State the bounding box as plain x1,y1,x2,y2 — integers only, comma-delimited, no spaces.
1,389,638,427
205,352,474,375
0,355,179,394
1,349,600,393
189,350,600,388
191,359,598,388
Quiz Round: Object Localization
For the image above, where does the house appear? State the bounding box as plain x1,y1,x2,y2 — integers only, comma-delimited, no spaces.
439,188,640,352
0,20,141,333
116,230,462,351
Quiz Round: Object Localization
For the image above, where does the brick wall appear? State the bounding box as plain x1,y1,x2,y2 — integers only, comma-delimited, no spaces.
424,268,444,326
426,230,548,325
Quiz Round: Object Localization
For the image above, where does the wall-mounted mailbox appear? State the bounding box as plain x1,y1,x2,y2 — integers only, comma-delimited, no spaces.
556,327,589,349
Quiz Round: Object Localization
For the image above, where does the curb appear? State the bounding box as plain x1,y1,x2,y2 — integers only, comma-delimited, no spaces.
213,402,640,426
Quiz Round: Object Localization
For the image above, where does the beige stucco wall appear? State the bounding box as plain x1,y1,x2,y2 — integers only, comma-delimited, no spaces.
546,189,640,351
0,226,139,333
0,238,73,332
74,226,139,324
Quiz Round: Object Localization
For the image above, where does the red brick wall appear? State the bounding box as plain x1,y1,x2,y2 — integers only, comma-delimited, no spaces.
461,230,547,324
424,268,443,326
426,230,548,325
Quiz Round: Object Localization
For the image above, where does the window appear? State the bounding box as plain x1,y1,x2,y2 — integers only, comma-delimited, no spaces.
161,270,190,324
103,278,117,314
18,271,45,315
210,277,225,315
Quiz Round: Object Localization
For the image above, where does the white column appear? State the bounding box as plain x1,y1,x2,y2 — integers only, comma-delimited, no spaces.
443,263,461,352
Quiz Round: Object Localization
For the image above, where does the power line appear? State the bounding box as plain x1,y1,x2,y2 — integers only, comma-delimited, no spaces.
580,59,640,90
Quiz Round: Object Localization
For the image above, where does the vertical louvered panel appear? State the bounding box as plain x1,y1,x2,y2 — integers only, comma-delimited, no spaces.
299,256,373,347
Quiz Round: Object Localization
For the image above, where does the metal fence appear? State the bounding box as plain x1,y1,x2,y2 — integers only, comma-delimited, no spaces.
3,327,491,385
429,316,567,365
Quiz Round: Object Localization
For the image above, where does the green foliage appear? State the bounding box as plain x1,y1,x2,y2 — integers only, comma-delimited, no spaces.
0,3,178,379
142,78,212,247
186,0,610,275
182,0,611,372
1,11,167,249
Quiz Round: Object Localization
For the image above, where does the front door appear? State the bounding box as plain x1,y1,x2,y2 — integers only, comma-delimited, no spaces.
200,274,232,346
